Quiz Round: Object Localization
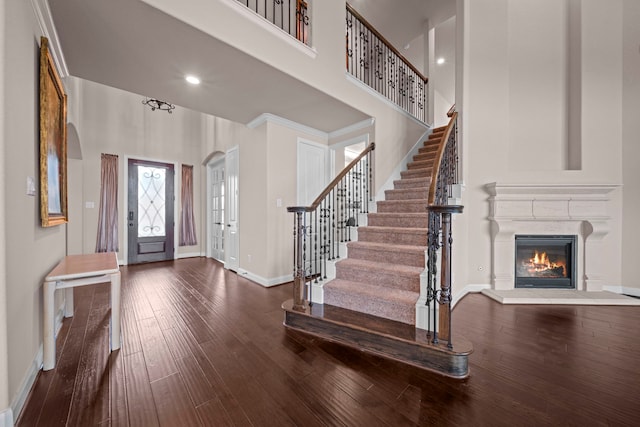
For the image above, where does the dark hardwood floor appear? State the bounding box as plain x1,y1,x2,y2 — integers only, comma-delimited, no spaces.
17,258,640,426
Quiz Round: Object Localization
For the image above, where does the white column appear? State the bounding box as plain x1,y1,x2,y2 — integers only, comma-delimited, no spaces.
0,0,13,423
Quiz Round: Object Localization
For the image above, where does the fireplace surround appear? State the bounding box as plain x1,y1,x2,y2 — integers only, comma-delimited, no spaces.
487,184,617,291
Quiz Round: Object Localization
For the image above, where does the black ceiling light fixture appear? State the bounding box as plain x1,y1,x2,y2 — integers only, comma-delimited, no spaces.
142,97,175,113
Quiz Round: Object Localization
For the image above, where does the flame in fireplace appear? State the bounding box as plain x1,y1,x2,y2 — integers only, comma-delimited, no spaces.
526,250,566,277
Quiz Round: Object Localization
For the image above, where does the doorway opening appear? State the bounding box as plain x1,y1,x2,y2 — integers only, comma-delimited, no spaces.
127,159,175,264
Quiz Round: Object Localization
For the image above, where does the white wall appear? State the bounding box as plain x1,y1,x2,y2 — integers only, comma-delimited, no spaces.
78,79,207,262
142,0,428,196
3,0,68,418
622,0,640,291
458,0,625,288
0,0,7,420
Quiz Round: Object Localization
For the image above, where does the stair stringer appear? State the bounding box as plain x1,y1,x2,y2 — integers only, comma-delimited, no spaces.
375,129,432,201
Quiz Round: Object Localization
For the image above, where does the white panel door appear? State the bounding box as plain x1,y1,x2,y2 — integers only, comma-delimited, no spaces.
209,160,225,263
225,146,240,271
297,140,328,206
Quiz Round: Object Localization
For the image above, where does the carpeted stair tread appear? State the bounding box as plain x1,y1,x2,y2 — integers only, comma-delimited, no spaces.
367,213,429,228
407,160,432,170
357,226,427,245
335,259,422,292
385,187,429,200
418,145,439,155
336,258,423,277
401,168,432,179
323,279,419,324
393,177,431,190
413,152,437,162
346,241,426,267
376,199,429,213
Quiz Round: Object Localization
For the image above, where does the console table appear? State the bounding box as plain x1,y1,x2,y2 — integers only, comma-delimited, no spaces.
43,252,121,371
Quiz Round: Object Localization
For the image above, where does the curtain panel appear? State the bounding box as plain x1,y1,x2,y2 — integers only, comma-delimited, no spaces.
95,153,119,252
180,164,198,246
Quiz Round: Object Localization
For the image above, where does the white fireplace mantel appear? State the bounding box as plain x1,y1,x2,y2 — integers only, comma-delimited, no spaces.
486,183,619,291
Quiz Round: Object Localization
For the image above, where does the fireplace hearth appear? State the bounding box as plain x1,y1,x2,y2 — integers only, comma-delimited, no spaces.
515,235,576,289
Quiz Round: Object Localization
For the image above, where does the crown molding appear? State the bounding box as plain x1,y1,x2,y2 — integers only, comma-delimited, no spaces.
246,113,328,139
328,118,375,139
246,113,377,142
31,0,69,78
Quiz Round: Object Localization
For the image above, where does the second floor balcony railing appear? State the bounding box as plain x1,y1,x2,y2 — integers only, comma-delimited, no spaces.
346,4,428,123
236,0,309,45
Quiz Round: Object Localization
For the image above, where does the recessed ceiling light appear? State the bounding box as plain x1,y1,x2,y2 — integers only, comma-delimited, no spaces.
185,75,200,85
436,57,445,65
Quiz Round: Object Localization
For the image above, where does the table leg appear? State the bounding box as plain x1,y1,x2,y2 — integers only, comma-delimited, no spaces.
110,271,121,350
43,280,57,371
64,287,74,317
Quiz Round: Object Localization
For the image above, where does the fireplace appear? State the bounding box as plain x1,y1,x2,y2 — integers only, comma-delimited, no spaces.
515,235,576,289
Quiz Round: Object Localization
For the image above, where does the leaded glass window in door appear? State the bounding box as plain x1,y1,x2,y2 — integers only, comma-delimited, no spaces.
137,166,166,237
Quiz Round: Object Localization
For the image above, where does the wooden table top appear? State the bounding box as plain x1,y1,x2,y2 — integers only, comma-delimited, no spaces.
45,252,119,281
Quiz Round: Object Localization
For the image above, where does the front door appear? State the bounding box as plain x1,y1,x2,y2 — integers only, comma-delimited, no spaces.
127,159,175,264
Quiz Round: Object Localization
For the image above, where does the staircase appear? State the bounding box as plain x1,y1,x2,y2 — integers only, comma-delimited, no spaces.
283,121,472,378
323,126,447,325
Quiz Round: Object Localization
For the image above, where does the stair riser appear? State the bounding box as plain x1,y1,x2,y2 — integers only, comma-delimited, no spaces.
323,289,416,324
335,267,420,292
347,246,425,268
377,201,428,214
367,214,428,228
419,146,438,154
407,161,432,170
384,189,429,200
358,229,427,246
393,179,430,190
401,169,431,179
413,153,437,163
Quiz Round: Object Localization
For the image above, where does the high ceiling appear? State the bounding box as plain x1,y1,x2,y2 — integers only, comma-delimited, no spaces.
348,0,455,51
47,0,454,132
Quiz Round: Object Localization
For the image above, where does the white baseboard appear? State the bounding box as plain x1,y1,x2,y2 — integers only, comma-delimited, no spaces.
0,407,14,427
176,252,204,260
10,343,43,426
604,285,640,298
10,302,64,425
236,268,292,287
452,284,491,308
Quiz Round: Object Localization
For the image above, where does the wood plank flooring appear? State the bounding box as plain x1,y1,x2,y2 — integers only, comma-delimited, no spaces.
17,258,640,426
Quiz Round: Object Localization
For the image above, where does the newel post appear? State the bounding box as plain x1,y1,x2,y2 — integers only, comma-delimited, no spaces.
428,205,463,348
287,207,308,311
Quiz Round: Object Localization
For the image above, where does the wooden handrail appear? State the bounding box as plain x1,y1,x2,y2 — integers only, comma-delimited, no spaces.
447,104,456,117
427,112,458,204
289,142,375,213
346,4,428,84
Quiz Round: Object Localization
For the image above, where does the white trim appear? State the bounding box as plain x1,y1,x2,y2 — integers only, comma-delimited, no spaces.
246,113,377,143
221,0,317,58
30,0,69,78
328,118,375,139
604,285,640,298
237,268,292,287
176,252,204,259
375,129,431,201
123,155,179,265
10,342,44,427
452,284,491,308
0,408,13,427
345,73,431,128
246,113,327,139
